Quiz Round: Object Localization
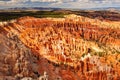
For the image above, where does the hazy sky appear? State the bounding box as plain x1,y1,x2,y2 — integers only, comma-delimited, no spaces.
0,0,120,9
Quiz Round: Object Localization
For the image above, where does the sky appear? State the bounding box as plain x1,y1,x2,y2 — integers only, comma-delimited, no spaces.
0,0,120,9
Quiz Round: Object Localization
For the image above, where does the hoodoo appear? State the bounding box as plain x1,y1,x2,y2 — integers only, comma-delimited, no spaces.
0,15,120,80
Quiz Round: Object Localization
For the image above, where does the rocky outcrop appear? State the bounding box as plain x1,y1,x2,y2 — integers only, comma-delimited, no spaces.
0,32,39,79
0,15,120,80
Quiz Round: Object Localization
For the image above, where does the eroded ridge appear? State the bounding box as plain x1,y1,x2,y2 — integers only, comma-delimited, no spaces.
0,15,120,80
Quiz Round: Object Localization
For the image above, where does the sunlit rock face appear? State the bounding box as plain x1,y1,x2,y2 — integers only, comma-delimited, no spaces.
0,15,120,80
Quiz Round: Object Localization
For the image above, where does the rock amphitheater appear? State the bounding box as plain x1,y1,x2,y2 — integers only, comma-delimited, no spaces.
0,14,120,80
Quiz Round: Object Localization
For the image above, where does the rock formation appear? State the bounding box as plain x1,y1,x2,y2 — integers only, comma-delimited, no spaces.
0,14,120,80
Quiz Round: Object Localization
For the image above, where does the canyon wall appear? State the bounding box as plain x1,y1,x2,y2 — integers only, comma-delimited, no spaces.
0,15,120,80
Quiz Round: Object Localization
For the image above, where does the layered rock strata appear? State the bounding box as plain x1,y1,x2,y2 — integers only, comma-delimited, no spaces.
0,15,120,80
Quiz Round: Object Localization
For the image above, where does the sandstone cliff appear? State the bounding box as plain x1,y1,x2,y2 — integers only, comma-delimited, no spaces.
0,15,120,80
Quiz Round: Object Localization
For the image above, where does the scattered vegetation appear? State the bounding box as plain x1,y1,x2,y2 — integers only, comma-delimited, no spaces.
0,10,120,21
0,11,68,21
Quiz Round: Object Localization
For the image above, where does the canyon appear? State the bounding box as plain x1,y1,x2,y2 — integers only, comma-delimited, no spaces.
0,14,120,80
